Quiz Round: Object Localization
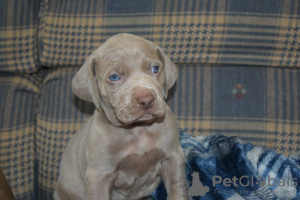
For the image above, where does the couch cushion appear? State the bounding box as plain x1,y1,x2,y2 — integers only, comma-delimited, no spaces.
0,72,43,200
39,0,300,68
173,64,300,154
36,64,299,198
0,0,40,72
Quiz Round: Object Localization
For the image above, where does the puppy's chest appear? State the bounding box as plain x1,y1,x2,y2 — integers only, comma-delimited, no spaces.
113,131,166,185
122,131,159,155
117,131,165,168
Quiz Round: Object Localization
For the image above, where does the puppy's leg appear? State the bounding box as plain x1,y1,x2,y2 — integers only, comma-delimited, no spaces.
53,180,77,200
85,168,115,200
161,147,188,200
53,185,72,200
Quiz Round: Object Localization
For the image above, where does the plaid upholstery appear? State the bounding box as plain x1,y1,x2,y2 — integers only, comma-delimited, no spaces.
35,63,299,199
0,0,40,72
39,0,300,68
172,64,300,154
0,71,44,200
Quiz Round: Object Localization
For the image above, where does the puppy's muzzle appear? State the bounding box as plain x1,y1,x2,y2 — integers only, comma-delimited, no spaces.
116,85,165,125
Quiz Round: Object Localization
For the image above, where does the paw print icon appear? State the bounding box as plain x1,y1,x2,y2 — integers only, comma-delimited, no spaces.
256,176,266,187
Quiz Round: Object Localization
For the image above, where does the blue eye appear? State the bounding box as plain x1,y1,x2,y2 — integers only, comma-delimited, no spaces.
151,65,160,73
109,74,120,81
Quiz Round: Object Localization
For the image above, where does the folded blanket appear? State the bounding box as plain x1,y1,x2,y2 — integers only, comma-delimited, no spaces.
151,132,300,200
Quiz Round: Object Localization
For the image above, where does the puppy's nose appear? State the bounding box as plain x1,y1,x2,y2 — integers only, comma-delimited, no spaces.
136,93,154,110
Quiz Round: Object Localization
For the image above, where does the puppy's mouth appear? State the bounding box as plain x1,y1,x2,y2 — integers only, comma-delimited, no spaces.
134,112,155,122
116,105,165,125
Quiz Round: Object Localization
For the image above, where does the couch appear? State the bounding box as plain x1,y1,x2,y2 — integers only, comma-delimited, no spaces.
1,0,299,199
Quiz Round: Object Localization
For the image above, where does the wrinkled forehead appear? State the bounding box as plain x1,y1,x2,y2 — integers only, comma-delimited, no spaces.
97,37,161,69
103,47,155,64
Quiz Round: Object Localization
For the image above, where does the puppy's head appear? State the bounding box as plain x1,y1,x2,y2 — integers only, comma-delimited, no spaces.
72,33,177,126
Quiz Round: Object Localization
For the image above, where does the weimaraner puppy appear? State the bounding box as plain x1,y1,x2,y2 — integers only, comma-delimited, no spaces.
54,33,188,200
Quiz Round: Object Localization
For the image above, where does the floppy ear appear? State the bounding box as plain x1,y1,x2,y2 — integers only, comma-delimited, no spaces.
72,56,100,108
157,47,178,99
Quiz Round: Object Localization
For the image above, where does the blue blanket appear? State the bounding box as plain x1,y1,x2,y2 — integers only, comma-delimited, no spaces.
151,133,300,200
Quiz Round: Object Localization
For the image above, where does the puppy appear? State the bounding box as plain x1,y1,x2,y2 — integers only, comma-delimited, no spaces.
54,33,187,200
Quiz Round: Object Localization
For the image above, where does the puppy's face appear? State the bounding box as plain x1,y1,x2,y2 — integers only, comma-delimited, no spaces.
72,34,177,126
97,36,167,124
